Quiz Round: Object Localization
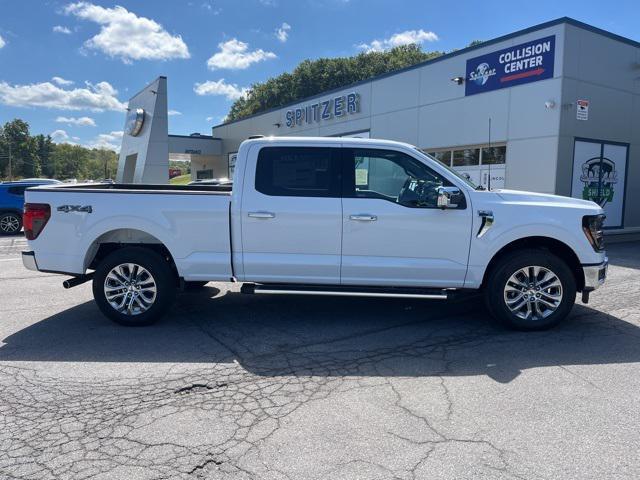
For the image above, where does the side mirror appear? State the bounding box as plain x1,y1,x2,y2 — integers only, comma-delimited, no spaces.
436,186,461,209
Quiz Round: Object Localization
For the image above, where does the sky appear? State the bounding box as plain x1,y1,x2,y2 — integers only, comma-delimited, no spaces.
0,0,639,151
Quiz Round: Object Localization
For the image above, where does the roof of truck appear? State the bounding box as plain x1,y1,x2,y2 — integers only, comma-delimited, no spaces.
241,136,416,150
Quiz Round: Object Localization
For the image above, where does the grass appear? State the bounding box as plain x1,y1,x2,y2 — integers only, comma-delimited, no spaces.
169,174,191,185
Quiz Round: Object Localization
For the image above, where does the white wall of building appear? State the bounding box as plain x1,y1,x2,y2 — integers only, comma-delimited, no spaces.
557,24,640,228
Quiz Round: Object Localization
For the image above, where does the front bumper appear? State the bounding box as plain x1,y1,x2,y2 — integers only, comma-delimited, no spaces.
582,257,608,290
22,251,39,271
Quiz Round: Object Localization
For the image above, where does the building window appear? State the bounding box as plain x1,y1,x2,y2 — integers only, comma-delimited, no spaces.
424,144,506,167
228,152,237,178
453,148,480,167
197,169,214,180
481,146,506,165
428,151,452,167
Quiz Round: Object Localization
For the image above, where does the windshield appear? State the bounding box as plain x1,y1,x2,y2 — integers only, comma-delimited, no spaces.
413,148,480,189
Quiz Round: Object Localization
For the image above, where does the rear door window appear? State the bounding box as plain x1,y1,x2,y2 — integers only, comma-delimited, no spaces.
255,147,341,197
7,186,27,196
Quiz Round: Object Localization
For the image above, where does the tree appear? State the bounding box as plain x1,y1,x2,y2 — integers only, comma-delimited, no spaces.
227,44,444,121
0,118,122,181
51,143,90,180
86,148,118,180
35,134,55,178
0,119,40,179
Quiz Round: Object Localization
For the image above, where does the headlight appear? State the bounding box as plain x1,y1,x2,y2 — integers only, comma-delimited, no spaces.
582,214,605,251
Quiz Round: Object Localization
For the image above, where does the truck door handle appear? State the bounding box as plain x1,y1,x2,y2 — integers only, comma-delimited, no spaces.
248,211,276,219
349,214,377,221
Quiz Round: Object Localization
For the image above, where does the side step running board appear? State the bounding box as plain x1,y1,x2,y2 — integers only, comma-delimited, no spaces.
241,283,450,300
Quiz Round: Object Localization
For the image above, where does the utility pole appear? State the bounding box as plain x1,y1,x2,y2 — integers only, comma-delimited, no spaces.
0,135,12,181
487,117,492,191
8,142,12,181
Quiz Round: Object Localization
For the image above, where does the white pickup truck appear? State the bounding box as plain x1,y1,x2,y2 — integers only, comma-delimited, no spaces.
22,137,608,330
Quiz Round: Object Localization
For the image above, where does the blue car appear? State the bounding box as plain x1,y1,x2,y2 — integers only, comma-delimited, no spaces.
0,179,61,235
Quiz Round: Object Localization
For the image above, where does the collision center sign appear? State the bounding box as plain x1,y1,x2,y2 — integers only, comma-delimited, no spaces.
465,36,555,96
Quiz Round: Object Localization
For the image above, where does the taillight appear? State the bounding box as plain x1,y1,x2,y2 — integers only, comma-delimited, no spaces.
23,203,51,240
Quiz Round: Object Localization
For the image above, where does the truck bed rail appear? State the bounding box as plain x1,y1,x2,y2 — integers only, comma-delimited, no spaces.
29,183,232,195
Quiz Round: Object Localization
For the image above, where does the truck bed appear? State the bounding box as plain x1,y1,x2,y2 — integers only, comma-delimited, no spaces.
25,182,233,279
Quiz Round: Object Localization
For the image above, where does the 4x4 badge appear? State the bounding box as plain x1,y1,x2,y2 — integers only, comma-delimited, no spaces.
57,205,93,213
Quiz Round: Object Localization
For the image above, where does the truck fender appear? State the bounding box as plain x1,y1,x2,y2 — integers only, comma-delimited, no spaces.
80,217,178,273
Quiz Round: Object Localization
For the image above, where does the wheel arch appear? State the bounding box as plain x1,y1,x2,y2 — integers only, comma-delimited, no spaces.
481,236,585,292
84,228,179,278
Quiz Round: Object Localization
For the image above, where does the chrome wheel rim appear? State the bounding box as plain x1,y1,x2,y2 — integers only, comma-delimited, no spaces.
503,266,563,321
0,215,20,233
104,263,157,316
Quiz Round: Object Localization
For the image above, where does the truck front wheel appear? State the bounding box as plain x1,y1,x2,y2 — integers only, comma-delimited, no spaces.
484,249,576,330
93,247,176,326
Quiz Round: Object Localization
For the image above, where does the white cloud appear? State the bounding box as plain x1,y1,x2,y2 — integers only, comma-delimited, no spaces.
358,29,438,52
206,115,227,124
0,80,126,111
275,22,291,43
50,129,70,142
201,2,221,13
87,130,123,151
51,128,124,151
194,79,247,100
0,35,6,49
168,109,182,116
55,115,96,126
53,25,72,34
51,76,74,86
64,2,190,63
206,38,275,70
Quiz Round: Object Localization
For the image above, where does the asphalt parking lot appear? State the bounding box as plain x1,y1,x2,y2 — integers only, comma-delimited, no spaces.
1,236,639,480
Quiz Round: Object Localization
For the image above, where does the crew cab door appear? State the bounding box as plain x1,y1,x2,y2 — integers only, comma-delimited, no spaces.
341,148,472,287
240,145,342,284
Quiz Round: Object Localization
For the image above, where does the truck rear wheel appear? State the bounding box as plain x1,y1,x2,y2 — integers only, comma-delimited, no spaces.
92,247,176,326
484,249,576,330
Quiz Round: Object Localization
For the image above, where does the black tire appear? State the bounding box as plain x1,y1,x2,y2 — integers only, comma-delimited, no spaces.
92,247,176,326
484,249,576,331
0,212,22,235
185,281,209,290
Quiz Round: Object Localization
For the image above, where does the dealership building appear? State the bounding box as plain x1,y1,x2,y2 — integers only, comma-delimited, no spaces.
118,17,640,232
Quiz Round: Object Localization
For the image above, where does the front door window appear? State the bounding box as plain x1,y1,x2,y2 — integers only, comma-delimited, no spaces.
347,149,464,209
